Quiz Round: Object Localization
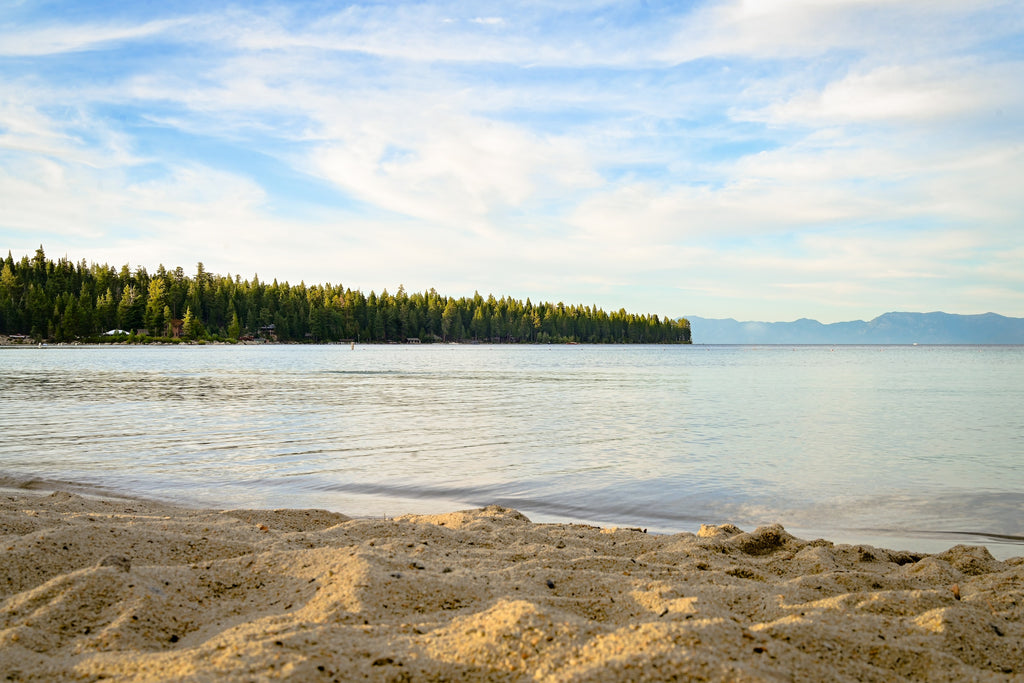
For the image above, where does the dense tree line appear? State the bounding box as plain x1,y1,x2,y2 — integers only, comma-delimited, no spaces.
0,247,691,344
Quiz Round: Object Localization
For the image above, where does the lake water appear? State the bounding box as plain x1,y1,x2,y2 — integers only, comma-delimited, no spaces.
1,344,1022,558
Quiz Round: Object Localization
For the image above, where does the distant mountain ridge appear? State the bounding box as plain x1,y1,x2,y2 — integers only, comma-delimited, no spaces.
684,312,1024,344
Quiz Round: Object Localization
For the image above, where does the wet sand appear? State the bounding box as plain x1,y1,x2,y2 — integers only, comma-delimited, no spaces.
1,490,1021,681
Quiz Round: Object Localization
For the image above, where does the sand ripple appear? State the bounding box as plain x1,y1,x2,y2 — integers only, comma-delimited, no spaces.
1,493,1021,681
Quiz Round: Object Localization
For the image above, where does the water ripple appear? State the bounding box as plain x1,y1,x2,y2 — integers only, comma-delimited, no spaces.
2,344,1022,558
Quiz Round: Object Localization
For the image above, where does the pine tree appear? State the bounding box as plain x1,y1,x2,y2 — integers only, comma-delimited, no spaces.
182,306,204,340
227,311,242,339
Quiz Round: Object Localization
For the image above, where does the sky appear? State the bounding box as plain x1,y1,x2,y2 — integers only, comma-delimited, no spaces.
1,0,1023,323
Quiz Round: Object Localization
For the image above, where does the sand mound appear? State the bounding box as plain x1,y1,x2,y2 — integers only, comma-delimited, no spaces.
1,492,1021,681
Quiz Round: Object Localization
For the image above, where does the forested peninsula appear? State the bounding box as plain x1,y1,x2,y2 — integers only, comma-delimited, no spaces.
0,248,691,344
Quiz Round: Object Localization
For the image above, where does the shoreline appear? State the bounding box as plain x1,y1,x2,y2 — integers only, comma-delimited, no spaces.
2,488,1021,681
4,472,1022,562
4,473,1022,562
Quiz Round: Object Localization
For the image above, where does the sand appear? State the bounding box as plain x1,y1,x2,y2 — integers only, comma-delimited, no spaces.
1,490,1021,682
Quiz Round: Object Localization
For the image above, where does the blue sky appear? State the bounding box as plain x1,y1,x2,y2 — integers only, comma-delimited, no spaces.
2,0,1022,323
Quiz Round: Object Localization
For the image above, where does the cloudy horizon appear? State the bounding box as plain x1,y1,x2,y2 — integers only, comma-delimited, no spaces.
2,0,1022,324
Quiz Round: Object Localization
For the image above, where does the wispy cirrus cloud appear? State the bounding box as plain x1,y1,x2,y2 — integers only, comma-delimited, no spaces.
741,60,1024,128
0,18,189,57
663,0,1023,61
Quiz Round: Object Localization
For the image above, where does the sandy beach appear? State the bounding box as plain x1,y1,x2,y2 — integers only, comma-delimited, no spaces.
1,490,1021,682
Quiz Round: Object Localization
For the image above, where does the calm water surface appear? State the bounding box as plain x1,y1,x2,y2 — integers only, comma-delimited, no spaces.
1,344,1022,558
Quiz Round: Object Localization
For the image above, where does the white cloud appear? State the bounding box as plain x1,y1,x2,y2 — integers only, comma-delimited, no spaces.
301,87,600,230
0,18,188,56
1,157,356,284
568,131,1024,251
743,61,1024,127
665,225,1024,322
0,97,143,170
569,176,860,247
662,0,1020,62
177,3,681,68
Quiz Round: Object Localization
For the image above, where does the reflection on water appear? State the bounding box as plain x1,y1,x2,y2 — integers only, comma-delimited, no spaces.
1,343,1022,558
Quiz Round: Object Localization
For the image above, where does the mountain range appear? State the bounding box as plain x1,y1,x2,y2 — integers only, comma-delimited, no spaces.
683,312,1024,345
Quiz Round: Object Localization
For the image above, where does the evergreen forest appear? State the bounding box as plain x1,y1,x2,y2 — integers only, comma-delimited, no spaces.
0,248,691,344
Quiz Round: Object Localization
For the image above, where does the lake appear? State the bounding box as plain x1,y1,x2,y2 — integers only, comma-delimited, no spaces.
1,343,1022,558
